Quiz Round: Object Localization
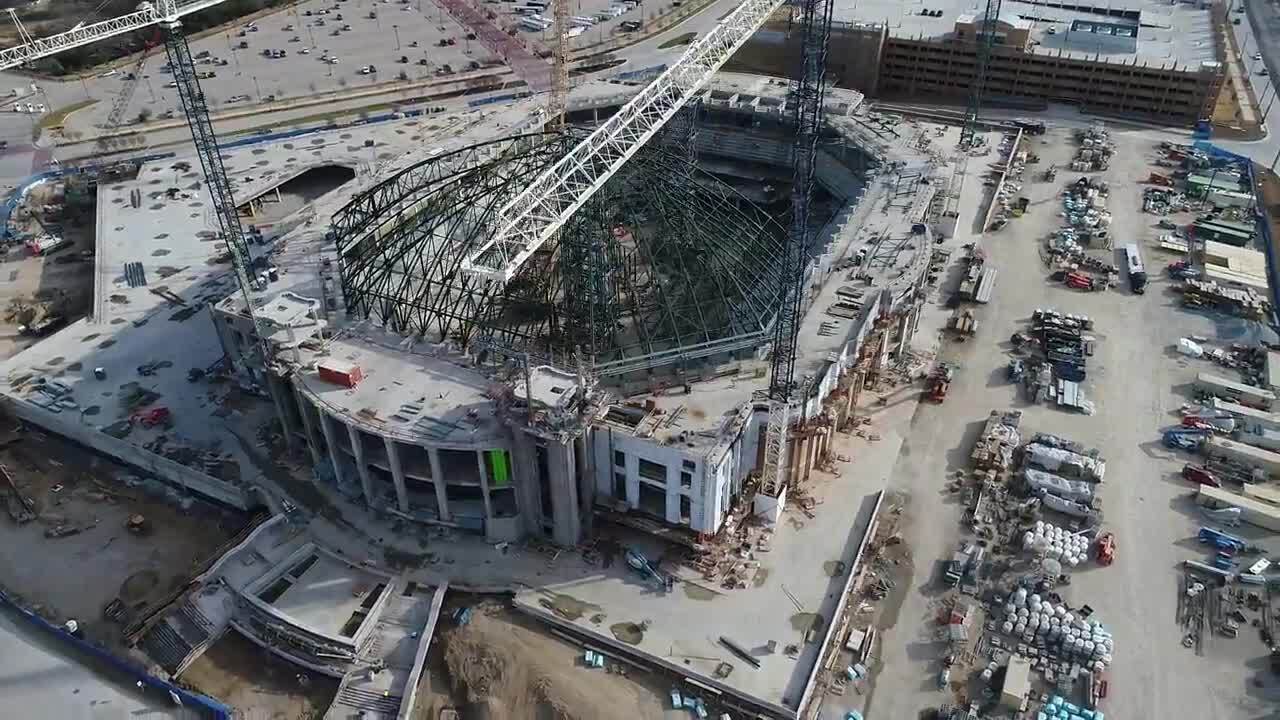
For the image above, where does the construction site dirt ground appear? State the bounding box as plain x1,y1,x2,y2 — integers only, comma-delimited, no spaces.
864,125,1280,718
0,180,96,360
0,424,241,649
178,629,338,720
411,600,684,720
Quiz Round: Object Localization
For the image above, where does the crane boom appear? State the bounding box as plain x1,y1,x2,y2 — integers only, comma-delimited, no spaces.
0,0,228,72
460,0,784,284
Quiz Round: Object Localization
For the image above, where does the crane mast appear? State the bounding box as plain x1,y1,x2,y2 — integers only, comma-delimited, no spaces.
759,0,833,503
549,0,569,126
959,0,1002,148
160,16,263,370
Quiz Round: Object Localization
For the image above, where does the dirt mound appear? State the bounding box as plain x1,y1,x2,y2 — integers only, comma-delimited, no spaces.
440,604,667,720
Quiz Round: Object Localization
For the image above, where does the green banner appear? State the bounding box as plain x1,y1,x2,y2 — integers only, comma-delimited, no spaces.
489,450,509,487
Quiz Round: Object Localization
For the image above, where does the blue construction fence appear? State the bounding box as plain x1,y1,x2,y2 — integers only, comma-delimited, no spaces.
614,64,667,82
467,91,533,108
1194,139,1280,328
0,587,231,718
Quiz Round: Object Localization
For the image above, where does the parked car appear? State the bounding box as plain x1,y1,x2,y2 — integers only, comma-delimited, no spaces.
1182,464,1221,487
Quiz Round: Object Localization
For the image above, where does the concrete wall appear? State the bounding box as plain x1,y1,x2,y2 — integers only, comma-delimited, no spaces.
593,427,714,531
396,583,448,720
0,396,250,510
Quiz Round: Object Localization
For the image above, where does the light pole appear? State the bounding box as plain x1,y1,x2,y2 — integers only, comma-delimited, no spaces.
253,75,262,101
394,24,401,49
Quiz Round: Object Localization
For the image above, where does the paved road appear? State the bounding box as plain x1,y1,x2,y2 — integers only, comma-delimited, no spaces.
0,605,194,720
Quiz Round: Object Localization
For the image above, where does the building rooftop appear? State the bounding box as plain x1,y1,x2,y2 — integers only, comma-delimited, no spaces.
267,552,387,639
0,101,544,497
839,0,1217,68
293,324,507,447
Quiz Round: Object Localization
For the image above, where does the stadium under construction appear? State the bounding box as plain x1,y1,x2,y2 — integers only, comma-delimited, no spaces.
207,77,925,549
0,64,955,712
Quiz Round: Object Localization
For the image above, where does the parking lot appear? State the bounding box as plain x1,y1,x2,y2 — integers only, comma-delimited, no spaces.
61,0,500,136
863,122,1280,719
491,0,688,48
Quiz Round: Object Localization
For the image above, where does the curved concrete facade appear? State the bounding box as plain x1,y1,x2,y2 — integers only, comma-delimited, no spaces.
289,376,528,543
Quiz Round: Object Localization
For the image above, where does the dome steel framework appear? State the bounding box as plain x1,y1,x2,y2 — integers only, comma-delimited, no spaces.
331,131,788,376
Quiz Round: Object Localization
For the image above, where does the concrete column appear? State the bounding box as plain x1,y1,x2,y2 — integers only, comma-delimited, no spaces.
475,450,495,525
547,440,581,547
428,449,450,521
665,461,680,524
383,438,410,513
510,433,544,536
264,374,298,450
575,434,594,537
346,424,375,506
317,413,347,488
896,311,912,359
293,386,324,467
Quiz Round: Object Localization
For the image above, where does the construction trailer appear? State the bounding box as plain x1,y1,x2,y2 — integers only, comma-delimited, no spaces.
1211,398,1280,434
1197,485,1280,532
1194,372,1277,410
1241,482,1280,507
1192,217,1255,247
1233,427,1280,453
1203,436,1280,477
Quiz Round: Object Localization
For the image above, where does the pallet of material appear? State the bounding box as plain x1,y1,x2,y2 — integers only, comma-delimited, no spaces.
947,309,979,334
1180,279,1272,320
971,410,1023,470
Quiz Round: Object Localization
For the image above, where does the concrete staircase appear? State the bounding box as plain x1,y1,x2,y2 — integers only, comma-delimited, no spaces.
137,595,224,676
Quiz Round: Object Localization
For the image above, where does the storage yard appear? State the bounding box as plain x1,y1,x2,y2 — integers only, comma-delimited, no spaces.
1,0,1280,718
865,122,1280,720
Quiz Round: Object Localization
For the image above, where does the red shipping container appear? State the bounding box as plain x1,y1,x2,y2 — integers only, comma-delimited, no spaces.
317,359,363,388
